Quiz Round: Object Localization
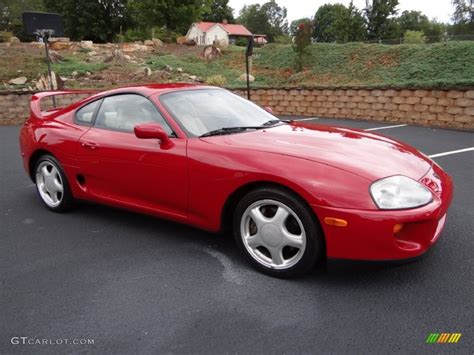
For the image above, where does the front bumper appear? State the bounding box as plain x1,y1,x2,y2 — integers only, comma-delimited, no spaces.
312,164,453,261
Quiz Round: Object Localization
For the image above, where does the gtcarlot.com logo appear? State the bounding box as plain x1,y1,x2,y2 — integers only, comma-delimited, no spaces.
426,333,462,344
11,337,94,346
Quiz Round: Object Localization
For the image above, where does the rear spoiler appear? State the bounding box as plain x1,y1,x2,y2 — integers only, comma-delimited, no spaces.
30,90,98,120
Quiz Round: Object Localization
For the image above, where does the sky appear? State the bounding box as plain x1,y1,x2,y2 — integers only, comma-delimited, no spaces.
228,0,455,23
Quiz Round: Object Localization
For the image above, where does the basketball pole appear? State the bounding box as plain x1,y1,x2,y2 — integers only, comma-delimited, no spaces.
37,30,56,108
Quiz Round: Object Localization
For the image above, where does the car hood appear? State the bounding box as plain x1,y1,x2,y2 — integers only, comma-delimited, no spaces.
201,123,432,181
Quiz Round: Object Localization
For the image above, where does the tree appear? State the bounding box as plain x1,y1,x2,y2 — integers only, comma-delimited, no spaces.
452,0,473,23
202,0,234,23
403,30,426,44
261,0,288,38
128,0,209,34
290,18,312,37
347,1,367,41
397,12,447,42
313,3,365,43
364,0,399,40
0,0,44,40
44,0,130,42
398,10,429,33
0,0,44,31
422,21,446,42
238,1,288,42
385,11,446,42
313,4,350,42
238,4,270,36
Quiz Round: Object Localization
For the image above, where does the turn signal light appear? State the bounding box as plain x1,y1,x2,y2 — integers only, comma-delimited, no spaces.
393,223,404,234
324,217,348,227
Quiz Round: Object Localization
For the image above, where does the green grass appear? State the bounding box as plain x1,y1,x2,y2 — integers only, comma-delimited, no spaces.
51,57,108,76
253,41,474,88
145,52,269,88
2,41,473,90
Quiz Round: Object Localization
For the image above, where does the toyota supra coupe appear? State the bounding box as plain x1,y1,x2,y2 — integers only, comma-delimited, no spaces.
19,84,453,277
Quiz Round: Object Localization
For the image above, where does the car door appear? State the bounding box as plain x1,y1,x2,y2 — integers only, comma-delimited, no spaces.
77,93,188,218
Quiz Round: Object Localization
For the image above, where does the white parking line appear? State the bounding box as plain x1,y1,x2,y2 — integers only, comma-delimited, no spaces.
364,124,408,131
428,147,474,159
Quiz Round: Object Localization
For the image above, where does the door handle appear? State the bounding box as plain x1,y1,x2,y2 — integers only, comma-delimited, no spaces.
81,141,100,150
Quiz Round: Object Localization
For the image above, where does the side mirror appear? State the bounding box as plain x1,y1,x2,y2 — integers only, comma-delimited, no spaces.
264,106,274,114
134,123,171,146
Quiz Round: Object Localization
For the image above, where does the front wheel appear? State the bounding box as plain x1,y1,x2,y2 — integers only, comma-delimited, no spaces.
233,187,324,278
35,155,75,212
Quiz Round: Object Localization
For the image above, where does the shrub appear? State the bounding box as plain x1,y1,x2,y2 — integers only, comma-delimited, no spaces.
404,30,426,44
293,20,312,71
152,27,180,44
206,75,227,87
234,37,248,47
275,35,293,44
0,31,13,43
123,28,149,42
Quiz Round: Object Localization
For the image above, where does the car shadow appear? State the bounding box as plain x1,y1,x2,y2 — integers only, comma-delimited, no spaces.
72,201,438,286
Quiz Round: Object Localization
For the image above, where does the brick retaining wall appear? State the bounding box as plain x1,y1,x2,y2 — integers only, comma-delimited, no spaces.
1,88,473,130
0,92,91,125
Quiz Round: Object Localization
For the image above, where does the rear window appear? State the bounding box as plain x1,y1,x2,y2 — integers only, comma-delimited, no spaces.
75,100,100,125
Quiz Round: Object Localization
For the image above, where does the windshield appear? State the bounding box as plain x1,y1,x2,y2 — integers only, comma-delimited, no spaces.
159,89,279,137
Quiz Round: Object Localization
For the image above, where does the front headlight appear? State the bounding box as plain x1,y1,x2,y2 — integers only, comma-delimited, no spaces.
370,175,433,210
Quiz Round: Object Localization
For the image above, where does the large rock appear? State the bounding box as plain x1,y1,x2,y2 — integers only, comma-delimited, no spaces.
187,74,203,82
176,36,187,45
238,73,255,82
8,77,27,85
215,38,228,48
144,38,164,49
49,41,73,50
50,37,70,42
202,45,221,61
152,38,164,47
104,49,131,63
49,50,64,63
80,40,94,49
35,71,65,90
122,43,150,53
29,42,45,49
9,36,20,44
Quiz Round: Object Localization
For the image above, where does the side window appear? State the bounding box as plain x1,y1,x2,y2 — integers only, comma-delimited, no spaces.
75,100,100,125
94,94,173,135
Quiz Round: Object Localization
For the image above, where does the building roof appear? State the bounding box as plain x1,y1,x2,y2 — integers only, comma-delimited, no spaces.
195,22,252,36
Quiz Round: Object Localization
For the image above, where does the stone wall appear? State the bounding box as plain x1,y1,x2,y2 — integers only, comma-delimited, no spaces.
1,88,473,130
233,88,474,130
0,92,91,125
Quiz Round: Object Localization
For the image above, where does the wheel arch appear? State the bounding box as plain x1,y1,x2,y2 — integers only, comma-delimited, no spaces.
220,180,327,257
28,149,56,182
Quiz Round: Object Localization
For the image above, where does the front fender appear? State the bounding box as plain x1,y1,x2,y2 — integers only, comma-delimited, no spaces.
186,140,376,231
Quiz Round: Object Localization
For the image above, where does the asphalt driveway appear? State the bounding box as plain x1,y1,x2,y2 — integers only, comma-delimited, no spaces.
1,119,473,354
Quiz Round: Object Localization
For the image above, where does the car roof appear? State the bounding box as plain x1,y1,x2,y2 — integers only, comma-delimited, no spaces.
94,83,216,98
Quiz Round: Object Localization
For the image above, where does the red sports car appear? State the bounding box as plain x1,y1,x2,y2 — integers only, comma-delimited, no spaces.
19,84,453,277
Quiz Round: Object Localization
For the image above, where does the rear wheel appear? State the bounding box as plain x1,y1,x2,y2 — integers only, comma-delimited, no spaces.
233,187,323,278
35,155,75,212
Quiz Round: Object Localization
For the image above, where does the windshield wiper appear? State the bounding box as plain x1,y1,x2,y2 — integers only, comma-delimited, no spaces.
199,126,262,138
260,119,284,127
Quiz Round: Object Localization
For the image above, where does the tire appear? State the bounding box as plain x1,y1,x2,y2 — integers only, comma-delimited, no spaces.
34,154,75,212
233,187,324,278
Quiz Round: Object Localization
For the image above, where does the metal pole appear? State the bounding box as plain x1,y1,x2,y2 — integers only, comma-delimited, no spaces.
43,33,56,107
245,54,250,100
